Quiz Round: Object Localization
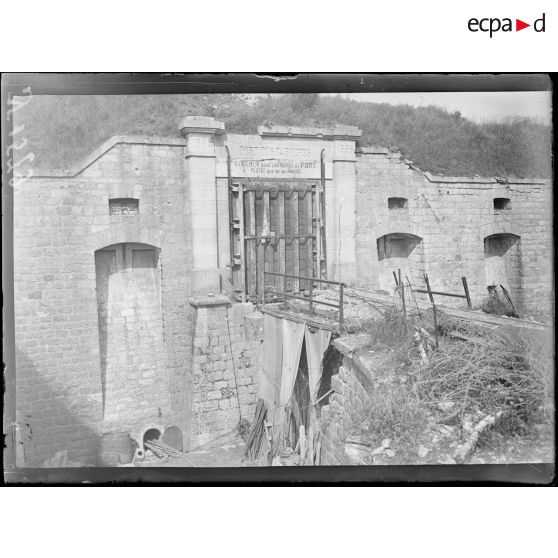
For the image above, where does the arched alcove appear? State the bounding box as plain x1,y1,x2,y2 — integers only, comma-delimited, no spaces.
163,425,183,452
94,242,166,423
484,233,522,307
376,233,424,291
143,428,162,448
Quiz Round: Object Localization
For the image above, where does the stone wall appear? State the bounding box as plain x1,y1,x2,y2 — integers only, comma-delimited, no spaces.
11,120,553,467
13,137,194,465
319,337,373,466
355,148,553,318
190,298,261,447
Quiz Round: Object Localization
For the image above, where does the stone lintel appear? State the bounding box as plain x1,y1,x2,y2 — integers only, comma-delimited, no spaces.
189,294,231,308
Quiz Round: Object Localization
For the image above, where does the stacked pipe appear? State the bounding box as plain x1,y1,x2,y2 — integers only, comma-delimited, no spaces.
144,439,184,459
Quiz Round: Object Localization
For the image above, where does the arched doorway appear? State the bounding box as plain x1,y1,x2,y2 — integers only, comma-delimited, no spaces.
484,233,522,308
376,233,424,292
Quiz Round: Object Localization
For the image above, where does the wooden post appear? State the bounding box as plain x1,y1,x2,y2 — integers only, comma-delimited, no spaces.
263,191,271,293
306,190,314,286
238,182,246,303
262,191,270,237
393,270,399,287
291,191,299,293
247,191,256,298
406,274,423,319
314,183,322,281
339,282,344,326
461,276,472,309
308,274,314,315
424,273,439,348
399,269,406,321
278,190,286,280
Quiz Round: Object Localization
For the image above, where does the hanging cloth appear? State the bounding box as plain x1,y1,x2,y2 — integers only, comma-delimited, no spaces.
259,313,283,408
304,326,332,404
279,319,305,408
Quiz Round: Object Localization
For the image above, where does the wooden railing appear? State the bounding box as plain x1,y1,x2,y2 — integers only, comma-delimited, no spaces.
262,271,346,326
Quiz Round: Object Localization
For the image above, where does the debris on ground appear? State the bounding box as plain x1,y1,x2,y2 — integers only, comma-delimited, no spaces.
244,398,270,461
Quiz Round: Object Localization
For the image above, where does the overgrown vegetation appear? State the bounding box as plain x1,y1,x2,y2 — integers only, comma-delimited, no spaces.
353,305,553,454
359,383,428,448
412,335,554,433
15,93,551,178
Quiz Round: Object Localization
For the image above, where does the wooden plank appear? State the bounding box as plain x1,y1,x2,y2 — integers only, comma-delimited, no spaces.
261,191,271,296
307,190,314,282
262,191,270,237
238,182,246,302
313,183,322,281
462,276,472,308
256,194,265,299
247,191,256,297
261,306,335,331
291,191,299,292
278,191,285,278
244,181,313,192
244,234,313,241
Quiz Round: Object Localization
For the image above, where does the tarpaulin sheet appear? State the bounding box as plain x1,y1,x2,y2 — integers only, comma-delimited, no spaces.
304,327,332,403
279,319,305,408
259,313,283,407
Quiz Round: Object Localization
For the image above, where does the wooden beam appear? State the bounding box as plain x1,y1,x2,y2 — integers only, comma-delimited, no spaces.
238,182,246,302
307,190,314,282
291,191,299,292
262,191,270,237
247,191,256,297
278,190,285,277
313,183,322,281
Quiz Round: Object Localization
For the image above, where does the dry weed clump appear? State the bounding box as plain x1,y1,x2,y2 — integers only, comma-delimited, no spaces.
412,334,554,434
359,306,418,365
357,383,429,448
355,304,552,444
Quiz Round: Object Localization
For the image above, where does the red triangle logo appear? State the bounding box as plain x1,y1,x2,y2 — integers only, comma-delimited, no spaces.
516,19,530,31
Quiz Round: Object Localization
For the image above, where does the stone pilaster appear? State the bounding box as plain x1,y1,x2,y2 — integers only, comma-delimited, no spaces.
327,137,359,283
180,116,225,295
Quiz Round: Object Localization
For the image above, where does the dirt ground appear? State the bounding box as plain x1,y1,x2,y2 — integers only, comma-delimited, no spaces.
134,423,553,467
367,422,554,466
136,442,256,467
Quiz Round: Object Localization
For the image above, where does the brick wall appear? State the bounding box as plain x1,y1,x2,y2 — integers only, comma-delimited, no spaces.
190,298,261,447
355,149,553,318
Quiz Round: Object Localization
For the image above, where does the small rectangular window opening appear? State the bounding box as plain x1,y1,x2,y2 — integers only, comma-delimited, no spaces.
388,197,408,210
109,198,139,215
493,198,511,211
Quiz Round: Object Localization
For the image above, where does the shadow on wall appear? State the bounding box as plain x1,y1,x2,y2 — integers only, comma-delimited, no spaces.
14,348,101,467
376,233,424,291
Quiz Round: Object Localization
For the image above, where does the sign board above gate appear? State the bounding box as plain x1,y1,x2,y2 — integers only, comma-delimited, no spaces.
232,158,319,178
225,134,333,179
